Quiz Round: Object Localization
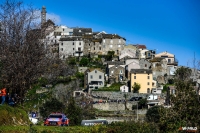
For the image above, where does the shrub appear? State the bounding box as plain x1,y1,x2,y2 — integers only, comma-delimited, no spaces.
146,105,164,123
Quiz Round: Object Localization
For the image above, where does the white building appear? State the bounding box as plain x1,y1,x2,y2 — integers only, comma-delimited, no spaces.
120,85,129,92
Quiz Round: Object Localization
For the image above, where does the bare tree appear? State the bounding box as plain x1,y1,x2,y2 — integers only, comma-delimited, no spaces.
0,0,58,103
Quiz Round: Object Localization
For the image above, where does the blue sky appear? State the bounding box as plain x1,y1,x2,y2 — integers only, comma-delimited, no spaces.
22,0,200,67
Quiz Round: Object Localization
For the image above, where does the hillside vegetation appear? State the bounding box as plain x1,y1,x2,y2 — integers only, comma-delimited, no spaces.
0,105,30,126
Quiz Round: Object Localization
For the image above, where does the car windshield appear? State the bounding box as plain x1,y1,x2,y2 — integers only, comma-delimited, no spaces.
49,115,62,118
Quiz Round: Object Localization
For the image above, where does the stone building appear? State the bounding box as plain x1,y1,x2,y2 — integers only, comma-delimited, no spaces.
83,33,126,56
107,61,126,83
150,57,168,84
59,36,84,59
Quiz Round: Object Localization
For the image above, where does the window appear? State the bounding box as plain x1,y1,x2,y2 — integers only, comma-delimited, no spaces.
94,47,95,50
119,39,121,43
134,76,136,79
147,76,150,79
61,43,63,46
95,70,97,73
120,70,123,74
161,56,168,58
73,48,74,50
89,43,90,46
168,59,171,63
61,48,63,51
79,42,81,45
145,64,147,67
99,47,101,50
147,88,150,93
73,42,74,45
110,40,113,44
90,75,93,79
63,28,64,31
99,75,102,79
103,39,105,43
147,82,150,85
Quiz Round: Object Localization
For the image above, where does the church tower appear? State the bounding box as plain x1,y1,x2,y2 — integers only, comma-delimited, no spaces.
41,6,47,26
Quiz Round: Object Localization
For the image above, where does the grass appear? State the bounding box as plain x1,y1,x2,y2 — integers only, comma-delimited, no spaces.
0,104,30,126
0,121,160,133
0,125,107,133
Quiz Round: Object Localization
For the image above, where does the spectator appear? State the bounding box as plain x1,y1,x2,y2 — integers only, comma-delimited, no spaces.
14,93,20,104
8,97,15,107
6,92,10,104
0,88,7,105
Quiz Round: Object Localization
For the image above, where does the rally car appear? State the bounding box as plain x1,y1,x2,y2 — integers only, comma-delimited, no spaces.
44,112,69,126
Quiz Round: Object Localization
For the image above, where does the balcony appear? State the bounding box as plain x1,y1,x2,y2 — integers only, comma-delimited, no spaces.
88,81,103,89
76,48,83,53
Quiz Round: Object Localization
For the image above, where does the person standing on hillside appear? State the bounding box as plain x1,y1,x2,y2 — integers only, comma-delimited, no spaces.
0,88,7,105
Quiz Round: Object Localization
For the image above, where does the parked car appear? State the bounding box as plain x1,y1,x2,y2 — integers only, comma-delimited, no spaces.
129,97,143,101
44,112,69,126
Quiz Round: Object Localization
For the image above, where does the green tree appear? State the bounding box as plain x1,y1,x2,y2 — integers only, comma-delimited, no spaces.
39,98,65,118
146,105,164,123
168,78,174,84
79,57,89,66
138,98,147,109
159,67,200,132
65,97,82,126
105,51,115,61
132,83,141,93
68,57,76,65
162,84,168,93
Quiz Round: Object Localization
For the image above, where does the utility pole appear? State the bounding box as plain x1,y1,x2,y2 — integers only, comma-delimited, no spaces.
137,102,138,121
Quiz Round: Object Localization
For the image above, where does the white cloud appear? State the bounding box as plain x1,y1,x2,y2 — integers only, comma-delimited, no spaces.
46,13,61,25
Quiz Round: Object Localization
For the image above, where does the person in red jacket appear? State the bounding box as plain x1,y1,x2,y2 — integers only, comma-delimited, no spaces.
0,88,7,105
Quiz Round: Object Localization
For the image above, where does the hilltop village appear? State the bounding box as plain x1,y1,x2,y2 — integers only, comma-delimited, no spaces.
1,1,200,132
37,6,200,110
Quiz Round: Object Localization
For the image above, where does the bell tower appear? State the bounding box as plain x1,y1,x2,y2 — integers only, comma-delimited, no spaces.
41,6,46,26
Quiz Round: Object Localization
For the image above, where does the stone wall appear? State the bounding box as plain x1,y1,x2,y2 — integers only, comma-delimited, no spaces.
93,102,148,113
91,91,149,100
93,102,133,111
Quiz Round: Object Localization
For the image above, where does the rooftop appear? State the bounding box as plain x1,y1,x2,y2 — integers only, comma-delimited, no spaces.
107,61,125,65
130,69,152,74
